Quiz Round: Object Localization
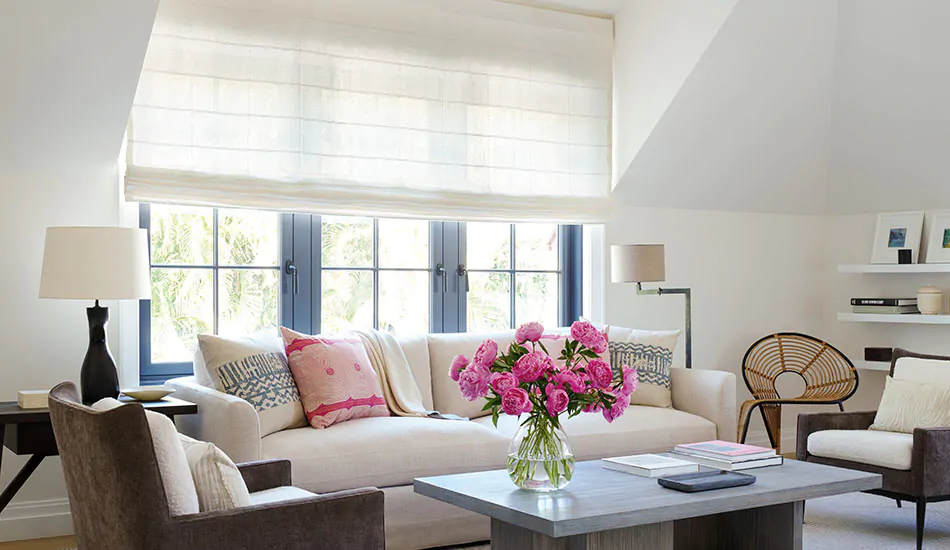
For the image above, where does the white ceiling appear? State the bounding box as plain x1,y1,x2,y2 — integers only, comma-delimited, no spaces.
500,0,624,17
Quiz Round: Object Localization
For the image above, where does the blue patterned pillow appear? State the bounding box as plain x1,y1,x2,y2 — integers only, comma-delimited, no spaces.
609,340,674,407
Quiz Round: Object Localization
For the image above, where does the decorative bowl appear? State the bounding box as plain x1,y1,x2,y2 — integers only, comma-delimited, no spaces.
121,386,174,402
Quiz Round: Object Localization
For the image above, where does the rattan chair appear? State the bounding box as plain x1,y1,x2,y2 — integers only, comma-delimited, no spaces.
738,333,858,450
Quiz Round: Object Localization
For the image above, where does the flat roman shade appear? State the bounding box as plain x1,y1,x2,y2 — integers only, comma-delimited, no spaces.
126,0,614,222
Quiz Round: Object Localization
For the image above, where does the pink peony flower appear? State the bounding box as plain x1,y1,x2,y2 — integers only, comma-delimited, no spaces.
490,372,518,395
449,354,469,382
512,351,555,383
586,358,613,390
603,392,631,423
570,321,607,353
515,322,545,344
473,340,498,368
552,371,587,393
501,387,532,416
458,364,490,401
620,365,639,397
544,385,569,417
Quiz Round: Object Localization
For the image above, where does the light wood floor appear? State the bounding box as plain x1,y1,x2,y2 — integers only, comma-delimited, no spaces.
0,537,76,550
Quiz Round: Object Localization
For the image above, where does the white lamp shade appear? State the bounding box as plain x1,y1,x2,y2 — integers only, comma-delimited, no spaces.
40,227,151,300
611,244,666,283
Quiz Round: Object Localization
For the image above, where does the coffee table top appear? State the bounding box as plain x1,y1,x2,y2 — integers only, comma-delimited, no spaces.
414,459,881,537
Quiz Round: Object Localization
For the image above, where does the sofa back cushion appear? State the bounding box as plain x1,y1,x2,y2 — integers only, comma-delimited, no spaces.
871,376,950,433
282,328,390,428
609,329,680,408
429,330,516,419
893,356,950,385
197,331,307,437
396,334,433,411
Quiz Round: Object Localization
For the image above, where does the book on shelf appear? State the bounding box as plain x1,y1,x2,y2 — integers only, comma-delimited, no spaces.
850,298,917,307
668,451,784,471
852,305,920,314
672,440,776,461
601,454,700,478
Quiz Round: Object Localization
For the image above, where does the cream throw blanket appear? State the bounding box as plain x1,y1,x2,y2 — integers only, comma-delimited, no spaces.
354,329,429,418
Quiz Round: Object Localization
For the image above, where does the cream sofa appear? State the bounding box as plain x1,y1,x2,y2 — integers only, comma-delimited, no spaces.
168,328,736,550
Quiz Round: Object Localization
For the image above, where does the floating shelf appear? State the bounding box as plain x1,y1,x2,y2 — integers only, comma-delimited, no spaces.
853,360,891,372
838,264,950,274
837,312,950,324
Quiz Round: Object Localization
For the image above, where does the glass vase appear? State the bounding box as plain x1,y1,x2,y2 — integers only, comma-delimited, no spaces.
506,417,575,492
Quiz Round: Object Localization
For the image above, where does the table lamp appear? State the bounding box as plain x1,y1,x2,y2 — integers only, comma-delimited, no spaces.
39,227,151,404
610,244,692,369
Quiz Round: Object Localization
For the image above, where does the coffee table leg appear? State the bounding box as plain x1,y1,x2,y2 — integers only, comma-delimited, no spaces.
491,518,674,550
674,501,804,550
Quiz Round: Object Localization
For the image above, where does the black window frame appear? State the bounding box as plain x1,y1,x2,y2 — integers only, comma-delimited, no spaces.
139,204,583,383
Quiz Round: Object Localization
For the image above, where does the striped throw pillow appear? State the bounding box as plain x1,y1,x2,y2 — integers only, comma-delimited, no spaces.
179,435,251,512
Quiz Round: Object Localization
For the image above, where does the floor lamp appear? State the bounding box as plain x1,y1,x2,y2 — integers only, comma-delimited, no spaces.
610,244,692,369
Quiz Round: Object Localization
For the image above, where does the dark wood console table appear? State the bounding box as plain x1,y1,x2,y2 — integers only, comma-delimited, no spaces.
0,396,197,514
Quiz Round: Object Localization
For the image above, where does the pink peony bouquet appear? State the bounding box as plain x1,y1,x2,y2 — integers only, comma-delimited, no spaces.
450,320,639,491
450,320,638,428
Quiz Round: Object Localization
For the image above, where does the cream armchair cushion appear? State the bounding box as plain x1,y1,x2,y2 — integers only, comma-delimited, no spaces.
807,429,914,470
870,376,950,434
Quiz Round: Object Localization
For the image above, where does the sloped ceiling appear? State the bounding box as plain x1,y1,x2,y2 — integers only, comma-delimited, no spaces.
613,0,838,214
0,0,158,178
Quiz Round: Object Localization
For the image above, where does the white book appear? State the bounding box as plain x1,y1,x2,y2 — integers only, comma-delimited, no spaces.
669,451,784,471
602,454,701,478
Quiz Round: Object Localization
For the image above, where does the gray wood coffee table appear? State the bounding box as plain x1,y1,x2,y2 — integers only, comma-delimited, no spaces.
414,459,881,550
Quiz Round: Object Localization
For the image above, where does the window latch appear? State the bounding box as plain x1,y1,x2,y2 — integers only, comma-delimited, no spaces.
456,264,469,292
435,263,447,293
284,259,299,295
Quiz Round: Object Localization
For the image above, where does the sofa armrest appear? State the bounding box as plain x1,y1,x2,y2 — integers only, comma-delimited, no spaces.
914,427,950,497
170,488,385,550
167,376,262,463
670,368,737,442
238,459,292,493
796,410,877,460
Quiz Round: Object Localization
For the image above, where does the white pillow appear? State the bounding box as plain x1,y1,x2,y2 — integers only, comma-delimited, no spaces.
197,330,307,437
92,398,199,516
608,329,680,408
870,376,950,434
179,435,252,512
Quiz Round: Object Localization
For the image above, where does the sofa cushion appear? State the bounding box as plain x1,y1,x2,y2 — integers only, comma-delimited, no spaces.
894,356,950,385
429,331,517,419
180,434,251,512
609,330,680,408
261,416,510,493
396,334,433,411
808,429,914,470
871,376,950,434
473,405,716,460
249,486,317,506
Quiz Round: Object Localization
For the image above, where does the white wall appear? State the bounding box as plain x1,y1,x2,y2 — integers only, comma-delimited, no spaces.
603,207,827,448
0,0,157,541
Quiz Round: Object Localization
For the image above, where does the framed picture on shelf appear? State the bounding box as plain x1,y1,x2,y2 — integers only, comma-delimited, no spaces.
926,211,950,264
870,211,924,264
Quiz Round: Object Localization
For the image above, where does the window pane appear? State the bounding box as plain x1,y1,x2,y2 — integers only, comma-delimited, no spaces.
515,224,558,271
379,219,428,268
321,270,374,332
150,205,213,265
378,271,429,335
218,209,280,266
322,216,373,267
467,222,511,270
515,273,558,328
218,269,280,337
468,272,511,331
150,268,214,362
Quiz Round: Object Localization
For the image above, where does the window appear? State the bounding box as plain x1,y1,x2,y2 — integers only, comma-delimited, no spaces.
140,205,582,382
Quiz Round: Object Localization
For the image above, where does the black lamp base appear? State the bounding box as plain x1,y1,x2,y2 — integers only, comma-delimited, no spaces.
80,301,119,405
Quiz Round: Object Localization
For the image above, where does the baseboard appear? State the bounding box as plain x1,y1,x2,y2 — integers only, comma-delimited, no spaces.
743,428,798,455
0,498,73,542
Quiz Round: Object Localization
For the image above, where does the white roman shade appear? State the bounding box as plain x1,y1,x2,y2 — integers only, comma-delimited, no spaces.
125,0,613,222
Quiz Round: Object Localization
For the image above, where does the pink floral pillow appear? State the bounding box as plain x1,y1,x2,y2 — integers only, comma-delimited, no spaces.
280,327,389,429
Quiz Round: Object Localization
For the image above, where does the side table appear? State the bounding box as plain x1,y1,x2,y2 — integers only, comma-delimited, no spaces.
0,396,198,514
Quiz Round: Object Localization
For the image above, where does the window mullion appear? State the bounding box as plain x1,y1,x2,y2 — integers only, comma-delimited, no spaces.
509,223,516,329
279,213,295,328
212,208,219,334
429,221,445,333
372,218,380,330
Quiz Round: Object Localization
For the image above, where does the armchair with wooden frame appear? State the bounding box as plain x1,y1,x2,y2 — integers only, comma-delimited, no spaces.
48,382,385,550
797,349,950,550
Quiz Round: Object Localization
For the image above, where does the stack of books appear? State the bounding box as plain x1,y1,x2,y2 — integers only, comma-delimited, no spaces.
850,298,919,315
669,440,783,471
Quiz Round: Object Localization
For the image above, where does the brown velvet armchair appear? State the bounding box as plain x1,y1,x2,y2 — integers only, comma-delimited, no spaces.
797,349,950,550
48,382,386,550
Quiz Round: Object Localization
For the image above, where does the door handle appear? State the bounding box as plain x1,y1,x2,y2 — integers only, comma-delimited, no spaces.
284,259,299,295
457,264,469,292
435,263,447,293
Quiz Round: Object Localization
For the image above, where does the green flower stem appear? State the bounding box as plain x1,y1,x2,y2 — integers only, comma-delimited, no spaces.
507,415,575,490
